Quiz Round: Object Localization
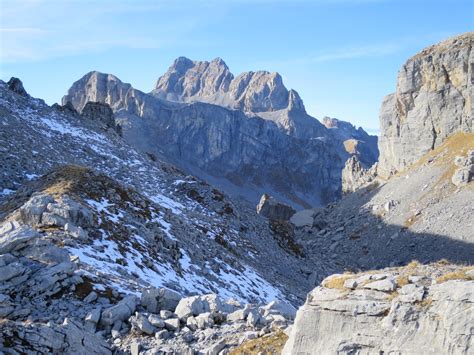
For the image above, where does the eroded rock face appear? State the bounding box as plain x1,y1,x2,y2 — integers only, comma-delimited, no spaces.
284,264,474,354
378,32,474,177
153,57,234,103
80,101,117,131
341,155,378,193
152,57,292,113
256,194,296,221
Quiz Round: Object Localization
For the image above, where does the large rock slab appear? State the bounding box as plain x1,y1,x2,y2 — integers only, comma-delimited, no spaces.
283,265,474,355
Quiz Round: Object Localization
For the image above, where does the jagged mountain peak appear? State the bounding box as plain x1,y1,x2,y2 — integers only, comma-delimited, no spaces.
153,56,303,114
153,56,234,103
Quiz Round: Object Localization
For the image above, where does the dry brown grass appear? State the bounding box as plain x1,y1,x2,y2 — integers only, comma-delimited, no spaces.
322,273,354,289
412,133,474,170
436,270,474,283
42,165,91,197
396,275,410,287
404,214,421,229
387,291,399,301
417,297,433,308
230,330,288,355
396,133,474,194
406,260,421,269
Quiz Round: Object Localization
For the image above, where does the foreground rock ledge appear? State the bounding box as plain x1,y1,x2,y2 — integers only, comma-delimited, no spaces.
283,262,474,354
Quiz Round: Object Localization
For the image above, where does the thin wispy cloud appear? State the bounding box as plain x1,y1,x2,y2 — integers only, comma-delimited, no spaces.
256,42,403,69
259,32,457,69
306,43,401,63
0,27,47,34
0,0,210,62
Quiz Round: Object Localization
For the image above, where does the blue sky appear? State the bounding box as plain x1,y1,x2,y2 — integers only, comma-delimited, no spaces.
0,0,472,133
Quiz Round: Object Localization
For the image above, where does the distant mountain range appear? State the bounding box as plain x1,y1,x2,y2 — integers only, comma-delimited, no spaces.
63,57,378,208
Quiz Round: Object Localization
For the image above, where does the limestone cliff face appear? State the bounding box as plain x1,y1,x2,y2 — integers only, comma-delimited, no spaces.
152,57,293,114
153,57,234,102
378,32,473,177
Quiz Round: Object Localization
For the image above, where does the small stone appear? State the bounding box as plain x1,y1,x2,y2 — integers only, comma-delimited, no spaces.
164,318,180,331
148,314,165,328
130,341,141,355
227,309,246,322
186,316,198,331
85,307,101,324
343,279,358,289
155,329,170,340
160,310,173,319
132,313,156,335
83,291,98,303
182,331,195,343
363,278,397,292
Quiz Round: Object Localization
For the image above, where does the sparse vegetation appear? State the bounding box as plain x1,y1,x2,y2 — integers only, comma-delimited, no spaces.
417,297,433,308
406,260,421,269
436,269,474,283
396,275,410,287
387,291,399,301
322,273,353,289
343,139,358,154
230,330,288,355
404,214,420,228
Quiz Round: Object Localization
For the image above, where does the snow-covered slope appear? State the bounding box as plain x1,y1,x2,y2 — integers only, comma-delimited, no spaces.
0,79,335,305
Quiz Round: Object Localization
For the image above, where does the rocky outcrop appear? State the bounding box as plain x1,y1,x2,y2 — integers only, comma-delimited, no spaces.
284,263,474,354
7,77,28,97
452,149,474,186
256,194,296,221
378,32,474,177
341,155,378,193
80,101,118,131
323,117,379,167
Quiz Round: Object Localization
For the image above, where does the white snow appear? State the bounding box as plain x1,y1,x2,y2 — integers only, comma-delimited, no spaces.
0,188,14,196
149,193,184,214
25,173,39,180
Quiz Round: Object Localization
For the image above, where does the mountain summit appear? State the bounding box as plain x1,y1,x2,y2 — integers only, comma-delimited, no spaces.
152,57,301,114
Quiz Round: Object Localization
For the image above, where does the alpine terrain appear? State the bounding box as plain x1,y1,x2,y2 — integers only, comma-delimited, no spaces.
0,31,473,354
